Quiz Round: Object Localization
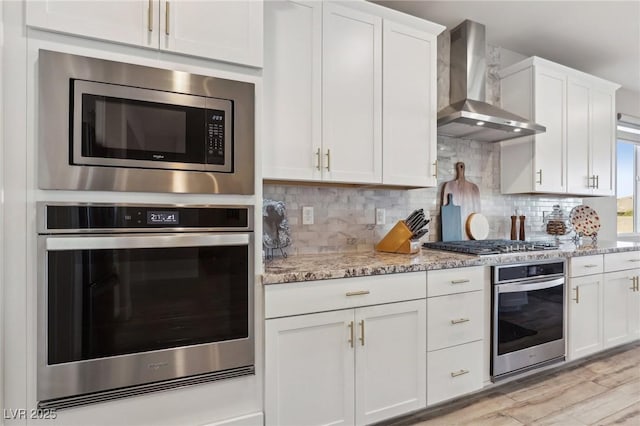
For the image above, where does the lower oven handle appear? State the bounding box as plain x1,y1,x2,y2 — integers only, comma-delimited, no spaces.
45,233,250,251
496,277,564,294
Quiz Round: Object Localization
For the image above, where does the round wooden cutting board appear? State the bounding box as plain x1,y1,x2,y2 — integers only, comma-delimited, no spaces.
466,213,489,240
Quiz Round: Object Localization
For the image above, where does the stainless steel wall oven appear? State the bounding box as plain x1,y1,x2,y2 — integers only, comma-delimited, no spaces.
38,50,255,194
492,260,566,380
37,203,254,409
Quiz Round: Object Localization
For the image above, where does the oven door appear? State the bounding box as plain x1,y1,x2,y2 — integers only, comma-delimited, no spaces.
73,80,232,172
492,277,565,379
38,232,254,403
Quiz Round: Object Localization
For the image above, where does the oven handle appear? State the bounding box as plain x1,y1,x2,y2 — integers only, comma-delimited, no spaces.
496,277,564,294
44,233,250,251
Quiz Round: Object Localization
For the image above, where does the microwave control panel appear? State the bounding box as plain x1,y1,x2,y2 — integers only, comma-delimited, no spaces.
207,110,226,165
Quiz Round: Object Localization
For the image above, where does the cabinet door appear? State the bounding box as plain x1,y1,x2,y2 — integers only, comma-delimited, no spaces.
382,20,437,187
354,300,426,425
603,270,637,348
161,0,263,67
533,67,566,193
590,87,615,196
26,0,157,48
263,0,322,181
566,78,591,195
567,275,603,360
265,310,355,426
323,3,382,184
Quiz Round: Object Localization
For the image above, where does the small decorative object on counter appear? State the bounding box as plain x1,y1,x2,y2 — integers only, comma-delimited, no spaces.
570,204,601,243
510,213,518,240
263,199,291,260
542,204,573,243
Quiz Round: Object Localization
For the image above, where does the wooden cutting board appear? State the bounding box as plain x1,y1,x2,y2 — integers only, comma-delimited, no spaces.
441,193,462,241
442,162,481,239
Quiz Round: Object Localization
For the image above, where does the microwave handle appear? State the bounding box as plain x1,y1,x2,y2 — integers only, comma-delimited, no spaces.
496,277,565,294
45,233,250,251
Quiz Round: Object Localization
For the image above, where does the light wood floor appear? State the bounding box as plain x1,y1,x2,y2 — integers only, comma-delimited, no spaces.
382,342,640,426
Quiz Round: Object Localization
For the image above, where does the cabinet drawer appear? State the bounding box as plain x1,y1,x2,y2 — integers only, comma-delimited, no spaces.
265,272,426,318
570,255,604,277
427,291,484,351
604,251,640,273
427,266,485,297
427,340,483,405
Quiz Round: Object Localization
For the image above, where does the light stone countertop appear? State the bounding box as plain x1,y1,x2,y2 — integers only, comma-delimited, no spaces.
262,240,640,285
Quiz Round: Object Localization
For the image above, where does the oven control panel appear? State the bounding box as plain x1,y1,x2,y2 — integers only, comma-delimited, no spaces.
494,260,565,284
40,204,252,232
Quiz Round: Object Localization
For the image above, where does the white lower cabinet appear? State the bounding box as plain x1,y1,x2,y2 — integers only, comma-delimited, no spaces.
568,274,603,359
568,253,640,361
425,267,486,405
265,273,427,426
426,341,484,405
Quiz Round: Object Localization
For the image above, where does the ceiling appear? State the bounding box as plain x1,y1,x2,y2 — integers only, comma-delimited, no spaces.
373,1,640,94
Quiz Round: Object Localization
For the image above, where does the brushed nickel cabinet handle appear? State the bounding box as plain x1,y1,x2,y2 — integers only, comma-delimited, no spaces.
584,264,599,268
148,0,153,32
165,1,170,35
630,277,637,291
573,287,579,304
325,149,331,171
450,369,469,378
596,175,599,189
450,318,470,325
359,320,365,346
536,169,543,185
348,321,354,348
346,290,370,297
433,160,438,178
450,279,470,284
315,148,321,171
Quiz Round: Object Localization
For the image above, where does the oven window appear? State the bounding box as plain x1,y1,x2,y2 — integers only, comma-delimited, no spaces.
47,245,249,364
81,94,206,164
496,284,564,355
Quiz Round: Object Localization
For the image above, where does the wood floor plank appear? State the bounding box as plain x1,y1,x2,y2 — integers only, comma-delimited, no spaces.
412,394,520,425
592,363,640,389
595,402,640,426
500,367,599,402
530,412,587,426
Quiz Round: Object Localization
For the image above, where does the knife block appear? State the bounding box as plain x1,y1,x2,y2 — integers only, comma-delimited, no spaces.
375,221,421,254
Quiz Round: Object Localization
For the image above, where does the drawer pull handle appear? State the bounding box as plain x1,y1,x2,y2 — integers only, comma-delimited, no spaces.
346,290,370,297
348,321,354,348
583,264,599,268
450,369,469,378
450,279,470,284
451,318,470,325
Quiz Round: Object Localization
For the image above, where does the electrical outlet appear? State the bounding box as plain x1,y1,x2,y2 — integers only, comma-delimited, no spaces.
375,208,386,225
302,206,314,225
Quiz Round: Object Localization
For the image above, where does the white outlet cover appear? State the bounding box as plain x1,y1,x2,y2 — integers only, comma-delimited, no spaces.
375,208,386,225
302,206,314,225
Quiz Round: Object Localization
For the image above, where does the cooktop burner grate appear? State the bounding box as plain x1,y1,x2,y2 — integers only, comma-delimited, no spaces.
422,239,559,255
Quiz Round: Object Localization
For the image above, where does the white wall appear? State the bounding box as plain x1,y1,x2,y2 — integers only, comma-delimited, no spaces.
617,87,640,117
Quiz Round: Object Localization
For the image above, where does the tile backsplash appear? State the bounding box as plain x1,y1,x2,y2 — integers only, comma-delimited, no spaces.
262,31,583,256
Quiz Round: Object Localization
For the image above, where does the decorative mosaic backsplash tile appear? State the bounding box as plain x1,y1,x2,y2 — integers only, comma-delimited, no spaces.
262,31,583,256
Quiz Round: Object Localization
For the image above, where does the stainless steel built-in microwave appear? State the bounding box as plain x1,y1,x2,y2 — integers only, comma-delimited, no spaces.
38,50,255,194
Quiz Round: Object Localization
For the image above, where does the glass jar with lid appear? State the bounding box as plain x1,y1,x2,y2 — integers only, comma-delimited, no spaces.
542,204,572,241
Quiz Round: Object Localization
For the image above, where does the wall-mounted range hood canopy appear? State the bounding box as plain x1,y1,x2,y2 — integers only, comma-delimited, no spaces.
437,20,546,142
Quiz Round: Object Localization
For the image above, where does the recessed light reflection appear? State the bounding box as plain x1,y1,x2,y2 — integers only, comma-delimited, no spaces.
476,121,485,126
514,128,522,132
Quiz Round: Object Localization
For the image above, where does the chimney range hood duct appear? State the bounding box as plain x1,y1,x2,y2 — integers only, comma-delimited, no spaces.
437,20,546,142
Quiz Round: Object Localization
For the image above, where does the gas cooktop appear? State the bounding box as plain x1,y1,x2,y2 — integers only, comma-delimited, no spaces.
422,239,559,256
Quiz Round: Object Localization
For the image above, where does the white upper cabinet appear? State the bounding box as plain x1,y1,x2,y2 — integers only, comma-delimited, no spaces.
322,2,382,184
26,0,263,67
500,57,619,196
382,20,438,187
263,0,322,180
262,0,444,186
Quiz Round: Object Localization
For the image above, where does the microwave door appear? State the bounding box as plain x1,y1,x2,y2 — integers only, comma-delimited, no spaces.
73,80,209,172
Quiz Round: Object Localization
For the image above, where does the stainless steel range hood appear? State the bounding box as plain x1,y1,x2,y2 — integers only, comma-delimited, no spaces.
437,20,546,142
